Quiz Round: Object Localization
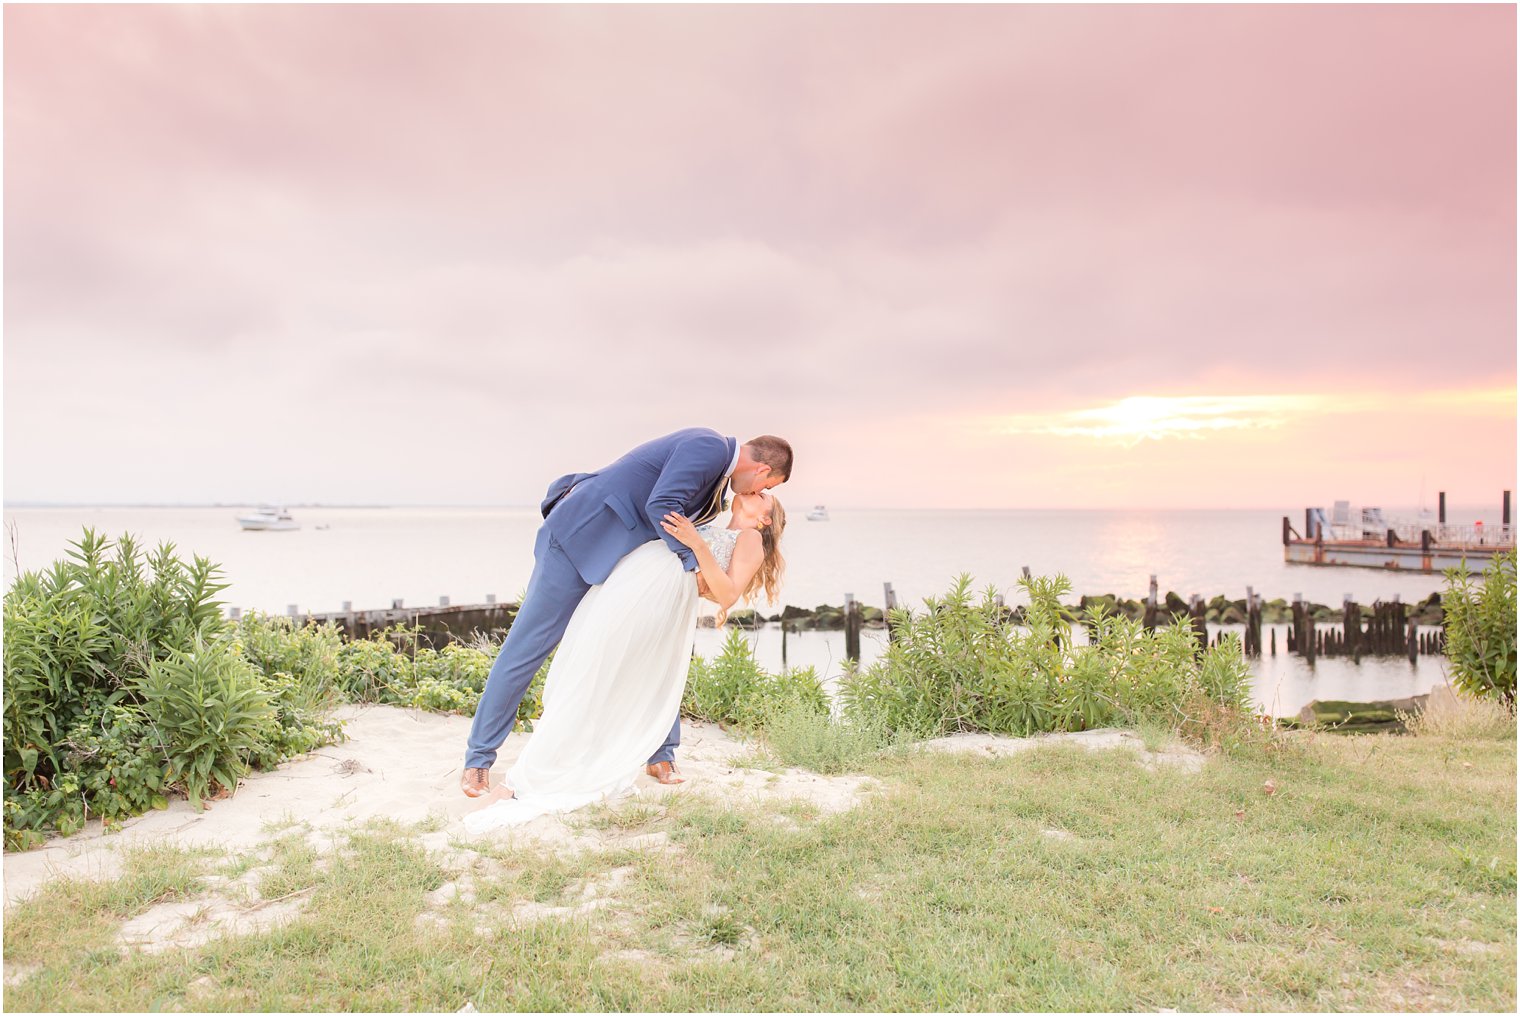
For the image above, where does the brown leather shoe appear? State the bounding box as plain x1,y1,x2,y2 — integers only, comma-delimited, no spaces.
460,767,491,798
645,761,685,785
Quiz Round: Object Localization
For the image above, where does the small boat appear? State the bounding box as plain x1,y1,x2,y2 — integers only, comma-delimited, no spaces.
807,505,830,522
237,505,299,531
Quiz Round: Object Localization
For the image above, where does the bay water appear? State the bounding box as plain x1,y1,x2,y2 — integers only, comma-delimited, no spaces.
5,504,1482,718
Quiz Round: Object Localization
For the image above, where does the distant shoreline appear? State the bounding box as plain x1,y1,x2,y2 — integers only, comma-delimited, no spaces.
3,502,1505,514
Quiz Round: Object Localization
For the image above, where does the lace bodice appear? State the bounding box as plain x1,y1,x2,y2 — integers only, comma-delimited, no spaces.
697,524,741,573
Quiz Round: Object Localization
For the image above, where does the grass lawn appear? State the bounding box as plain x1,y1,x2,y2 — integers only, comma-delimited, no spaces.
4,729,1514,1012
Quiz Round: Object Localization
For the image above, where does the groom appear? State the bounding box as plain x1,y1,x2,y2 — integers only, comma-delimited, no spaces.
462,428,793,797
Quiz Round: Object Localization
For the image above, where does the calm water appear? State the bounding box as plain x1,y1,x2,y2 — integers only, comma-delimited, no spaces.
690,623,1449,720
4,505,1475,717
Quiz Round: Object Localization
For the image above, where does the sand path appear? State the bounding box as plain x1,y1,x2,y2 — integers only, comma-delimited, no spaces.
2,705,881,906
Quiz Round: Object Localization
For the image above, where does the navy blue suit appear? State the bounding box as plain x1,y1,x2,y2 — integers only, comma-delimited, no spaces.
465,429,735,771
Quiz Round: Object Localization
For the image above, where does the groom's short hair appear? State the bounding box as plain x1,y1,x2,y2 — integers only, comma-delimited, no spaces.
745,435,793,481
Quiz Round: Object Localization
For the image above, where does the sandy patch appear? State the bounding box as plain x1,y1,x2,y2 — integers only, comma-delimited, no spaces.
450,717,879,852
919,728,1207,774
116,891,311,954
4,705,877,909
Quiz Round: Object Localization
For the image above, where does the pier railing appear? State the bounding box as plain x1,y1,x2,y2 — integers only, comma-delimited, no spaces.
1320,522,1513,549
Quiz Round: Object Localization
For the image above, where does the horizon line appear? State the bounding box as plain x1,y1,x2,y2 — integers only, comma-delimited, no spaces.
4,500,1512,513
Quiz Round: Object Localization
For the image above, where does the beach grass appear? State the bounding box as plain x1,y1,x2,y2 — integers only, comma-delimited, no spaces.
4,729,1514,1012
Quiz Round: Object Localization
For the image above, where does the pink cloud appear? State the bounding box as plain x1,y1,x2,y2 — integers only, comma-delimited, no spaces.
3,5,1513,507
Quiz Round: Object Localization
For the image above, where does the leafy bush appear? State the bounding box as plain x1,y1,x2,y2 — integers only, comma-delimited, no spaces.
335,628,414,702
750,698,902,774
682,627,828,730
840,573,1255,740
234,613,346,767
3,532,363,848
136,636,274,809
247,670,346,770
4,530,234,846
332,624,546,728
1443,550,1517,709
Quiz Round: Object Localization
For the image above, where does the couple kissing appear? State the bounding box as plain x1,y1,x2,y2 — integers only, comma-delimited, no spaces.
462,428,792,833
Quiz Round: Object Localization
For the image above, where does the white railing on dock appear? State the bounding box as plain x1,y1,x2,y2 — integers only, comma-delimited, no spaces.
1321,522,1513,548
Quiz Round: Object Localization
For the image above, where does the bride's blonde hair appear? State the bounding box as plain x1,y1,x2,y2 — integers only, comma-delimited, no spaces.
716,497,787,627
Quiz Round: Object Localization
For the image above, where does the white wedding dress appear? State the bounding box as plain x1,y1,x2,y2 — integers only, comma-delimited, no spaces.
463,525,741,833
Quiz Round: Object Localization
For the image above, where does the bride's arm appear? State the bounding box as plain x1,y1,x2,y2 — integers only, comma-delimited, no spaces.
719,532,764,612
660,514,762,611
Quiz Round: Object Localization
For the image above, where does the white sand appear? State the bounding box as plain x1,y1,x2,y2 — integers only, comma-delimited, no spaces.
2,704,878,908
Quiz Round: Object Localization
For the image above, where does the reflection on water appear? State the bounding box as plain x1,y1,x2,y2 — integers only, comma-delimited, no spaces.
1094,514,1168,592
692,623,1451,720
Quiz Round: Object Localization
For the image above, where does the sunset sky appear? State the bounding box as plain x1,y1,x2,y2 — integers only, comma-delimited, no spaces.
4,5,1515,511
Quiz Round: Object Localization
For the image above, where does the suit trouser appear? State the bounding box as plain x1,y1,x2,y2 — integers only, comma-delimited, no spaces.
465,525,682,771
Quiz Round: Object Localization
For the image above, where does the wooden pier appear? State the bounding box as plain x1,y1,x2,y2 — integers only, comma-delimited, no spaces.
1283,490,1512,573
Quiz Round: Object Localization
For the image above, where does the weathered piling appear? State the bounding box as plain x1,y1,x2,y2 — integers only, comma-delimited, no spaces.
1188,594,1208,653
843,593,862,664
1343,595,1361,659
1271,590,1445,662
883,582,899,644
1244,587,1263,657
1296,594,1316,664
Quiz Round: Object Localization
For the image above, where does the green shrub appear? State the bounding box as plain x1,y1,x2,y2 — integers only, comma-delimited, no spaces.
1443,550,1517,709
136,636,274,810
682,627,828,731
4,529,232,845
234,613,347,767
62,705,169,827
335,628,413,702
332,625,546,728
753,698,901,774
246,670,346,770
840,572,1256,739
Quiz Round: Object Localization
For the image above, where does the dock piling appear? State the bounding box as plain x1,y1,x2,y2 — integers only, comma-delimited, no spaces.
1188,594,1207,654
843,593,861,664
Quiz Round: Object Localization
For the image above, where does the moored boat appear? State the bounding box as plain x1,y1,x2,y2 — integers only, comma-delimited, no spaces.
237,505,299,531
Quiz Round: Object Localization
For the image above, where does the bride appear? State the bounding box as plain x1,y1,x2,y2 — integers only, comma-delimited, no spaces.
463,490,786,832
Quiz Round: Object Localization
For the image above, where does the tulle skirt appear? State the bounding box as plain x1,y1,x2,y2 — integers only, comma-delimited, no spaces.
463,541,697,833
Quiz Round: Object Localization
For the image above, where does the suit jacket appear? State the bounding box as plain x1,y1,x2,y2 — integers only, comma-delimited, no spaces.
538,428,736,584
